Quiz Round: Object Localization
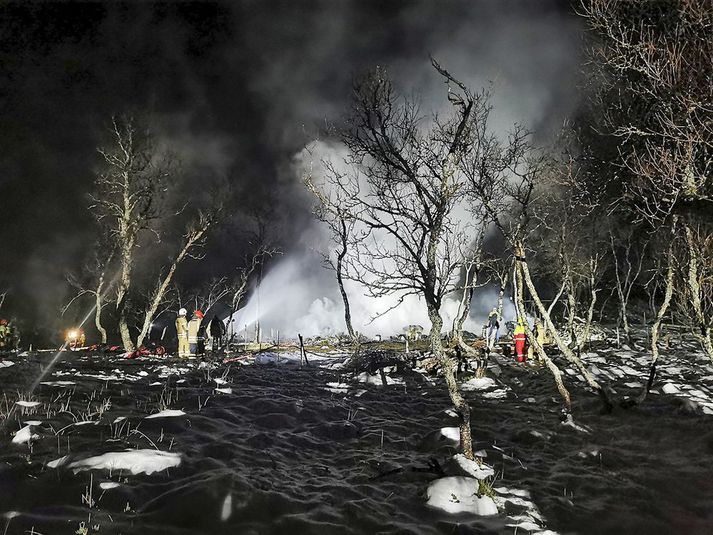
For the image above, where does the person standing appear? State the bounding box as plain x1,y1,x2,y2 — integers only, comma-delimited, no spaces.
513,321,528,364
176,308,189,358
209,315,225,355
486,307,500,349
188,310,204,356
529,319,546,362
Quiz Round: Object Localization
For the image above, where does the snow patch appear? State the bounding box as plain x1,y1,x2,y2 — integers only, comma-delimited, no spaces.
12,425,38,444
145,409,186,419
440,427,460,443
662,383,681,394
68,449,181,475
47,455,69,468
99,482,120,490
452,454,495,479
461,377,497,391
15,401,41,408
426,476,498,515
0,360,15,368
220,493,232,521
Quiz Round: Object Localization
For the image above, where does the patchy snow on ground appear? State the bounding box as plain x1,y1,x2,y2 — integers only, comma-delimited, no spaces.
39,380,76,386
0,360,15,368
145,409,186,419
584,343,713,415
67,449,181,475
356,371,404,386
440,426,460,443
46,455,69,468
450,454,495,479
11,425,39,445
495,486,556,534
15,401,41,408
426,476,498,515
99,481,120,490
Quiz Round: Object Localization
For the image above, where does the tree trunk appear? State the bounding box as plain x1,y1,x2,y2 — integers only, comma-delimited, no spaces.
452,262,479,356
515,259,571,410
576,258,599,353
496,270,508,321
136,227,206,348
95,279,108,345
116,209,135,351
336,228,357,344
566,276,577,348
638,243,676,403
684,223,713,362
428,303,474,460
515,241,611,408
545,276,567,342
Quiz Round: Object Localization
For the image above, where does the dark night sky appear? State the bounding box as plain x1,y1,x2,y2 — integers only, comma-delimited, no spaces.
0,1,582,343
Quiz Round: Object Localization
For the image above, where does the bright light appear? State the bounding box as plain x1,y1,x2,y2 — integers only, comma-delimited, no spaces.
67,330,78,340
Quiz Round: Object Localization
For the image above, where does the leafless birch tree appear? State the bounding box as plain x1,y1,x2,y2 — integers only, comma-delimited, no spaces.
307,61,494,459
91,115,172,350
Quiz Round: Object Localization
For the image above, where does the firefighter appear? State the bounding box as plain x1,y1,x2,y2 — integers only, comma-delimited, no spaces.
176,308,189,358
486,307,500,349
208,315,225,355
513,320,528,364
188,310,204,356
0,319,9,350
529,319,546,362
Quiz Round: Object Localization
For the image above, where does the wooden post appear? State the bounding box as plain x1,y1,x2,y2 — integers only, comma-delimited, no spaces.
298,334,309,366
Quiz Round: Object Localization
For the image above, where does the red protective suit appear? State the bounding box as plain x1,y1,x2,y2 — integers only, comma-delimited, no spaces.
513,328,527,363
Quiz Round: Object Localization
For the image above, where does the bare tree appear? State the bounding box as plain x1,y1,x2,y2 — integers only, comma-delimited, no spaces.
181,276,232,316
608,223,647,345
135,209,222,348
680,221,713,360
581,0,712,383
312,201,360,344
450,228,488,355
581,0,712,225
63,244,116,344
467,133,612,411
91,115,172,350
225,244,279,341
307,61,509,460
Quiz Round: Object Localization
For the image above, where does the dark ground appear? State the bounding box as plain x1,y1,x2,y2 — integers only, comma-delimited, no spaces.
1,345,712,535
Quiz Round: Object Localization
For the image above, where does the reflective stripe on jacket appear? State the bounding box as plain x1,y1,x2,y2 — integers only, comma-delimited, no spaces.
188,318,202,344
176,316,188,338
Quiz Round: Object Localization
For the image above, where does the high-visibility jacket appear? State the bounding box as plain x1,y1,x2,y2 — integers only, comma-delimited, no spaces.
187,317,202,344
513,325,527,357
176,316,188,338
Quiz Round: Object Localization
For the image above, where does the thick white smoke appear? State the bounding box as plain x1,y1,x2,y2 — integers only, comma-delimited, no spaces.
229,1,578,340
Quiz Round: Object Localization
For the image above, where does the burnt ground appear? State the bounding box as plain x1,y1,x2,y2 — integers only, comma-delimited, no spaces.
1,341,713,535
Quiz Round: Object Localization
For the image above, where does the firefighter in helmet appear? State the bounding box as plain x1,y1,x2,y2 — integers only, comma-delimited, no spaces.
188,310,204,356
176,308,189,358
513,320,528,364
